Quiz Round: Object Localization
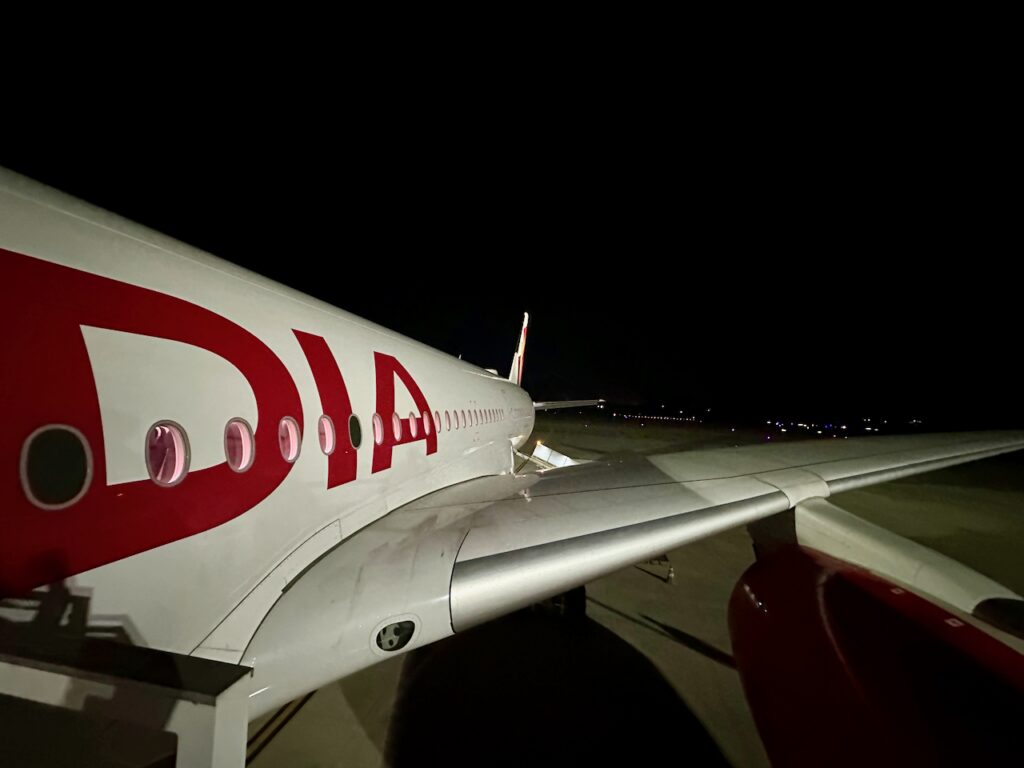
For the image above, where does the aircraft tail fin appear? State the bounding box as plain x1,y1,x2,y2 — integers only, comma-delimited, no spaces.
508,312,529,386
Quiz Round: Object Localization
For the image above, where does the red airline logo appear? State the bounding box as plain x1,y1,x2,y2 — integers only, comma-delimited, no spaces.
1,249,436,595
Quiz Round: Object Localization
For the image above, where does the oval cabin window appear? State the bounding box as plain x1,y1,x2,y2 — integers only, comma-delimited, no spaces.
147,421,190,486
279,417,301,463
224,418,255,472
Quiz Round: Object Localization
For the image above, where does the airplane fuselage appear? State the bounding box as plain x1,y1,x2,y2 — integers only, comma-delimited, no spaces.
1,170,534,668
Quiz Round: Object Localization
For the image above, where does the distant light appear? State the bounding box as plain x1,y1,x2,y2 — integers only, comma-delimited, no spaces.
817,430,822,435
781,428,787,432
766,435,771,440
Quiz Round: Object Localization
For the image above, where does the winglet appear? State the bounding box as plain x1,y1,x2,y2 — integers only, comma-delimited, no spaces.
509,312,529,386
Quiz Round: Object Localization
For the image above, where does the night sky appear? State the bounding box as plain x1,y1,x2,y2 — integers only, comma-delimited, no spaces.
2,114,1017,430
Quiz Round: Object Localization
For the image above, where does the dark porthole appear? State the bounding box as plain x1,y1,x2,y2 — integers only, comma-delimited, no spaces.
21,425,93,509
349,414,362,449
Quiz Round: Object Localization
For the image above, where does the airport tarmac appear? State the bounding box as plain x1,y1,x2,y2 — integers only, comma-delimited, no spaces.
248,413,1024,767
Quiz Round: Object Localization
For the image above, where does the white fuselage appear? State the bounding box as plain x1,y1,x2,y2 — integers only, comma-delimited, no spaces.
0,169,535,669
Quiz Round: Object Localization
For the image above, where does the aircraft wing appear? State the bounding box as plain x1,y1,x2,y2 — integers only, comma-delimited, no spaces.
244,429,1024,715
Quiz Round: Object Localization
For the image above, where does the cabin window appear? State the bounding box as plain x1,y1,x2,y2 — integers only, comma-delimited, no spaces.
433,410,440,433
147,421,190,486
21,425,93,509
349,414,362,449
279,417,301,463
318,415,336,455
392,412,402,441
225,418,255,472
422,410,432,436
446,410,452,431
409,412,419,439
460,409,466,429
372,413,384,445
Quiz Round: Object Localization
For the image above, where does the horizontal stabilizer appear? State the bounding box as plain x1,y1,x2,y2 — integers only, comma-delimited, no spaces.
533,399,604,411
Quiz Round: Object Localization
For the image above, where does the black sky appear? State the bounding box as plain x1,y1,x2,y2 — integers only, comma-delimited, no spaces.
2,91,1018,429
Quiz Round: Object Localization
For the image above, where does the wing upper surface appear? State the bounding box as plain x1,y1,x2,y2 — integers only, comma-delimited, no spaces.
444,431,1024,627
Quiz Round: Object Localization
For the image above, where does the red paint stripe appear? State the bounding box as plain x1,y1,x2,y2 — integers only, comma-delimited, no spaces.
293,331,356,489
1,249,302,595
